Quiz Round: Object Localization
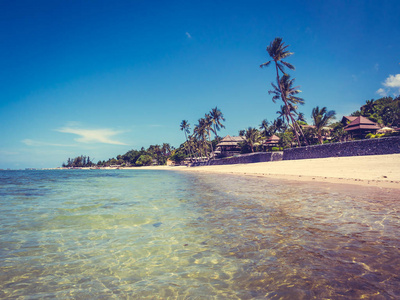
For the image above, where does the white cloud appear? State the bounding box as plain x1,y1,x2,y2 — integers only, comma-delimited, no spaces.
376,88,388,97
185,32,192,39
56,127,127,145
383,74,400,88
376,74,400,97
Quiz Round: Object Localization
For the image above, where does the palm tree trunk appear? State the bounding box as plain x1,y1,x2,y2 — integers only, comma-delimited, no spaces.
208,129,214,159
275,63,301,147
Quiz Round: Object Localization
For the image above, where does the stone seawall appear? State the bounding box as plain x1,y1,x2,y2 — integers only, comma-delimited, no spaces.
195,152,283,166
283,136,400,160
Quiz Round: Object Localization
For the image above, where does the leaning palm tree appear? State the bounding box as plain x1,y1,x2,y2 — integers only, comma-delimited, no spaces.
260,37,307,146
210,107,225,139
311,106,336,144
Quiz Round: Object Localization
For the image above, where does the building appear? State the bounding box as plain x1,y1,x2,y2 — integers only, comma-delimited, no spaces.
215,135,245,157
343,116,380,137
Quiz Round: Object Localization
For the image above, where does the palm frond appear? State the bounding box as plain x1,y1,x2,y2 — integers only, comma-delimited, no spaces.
260,61,272,68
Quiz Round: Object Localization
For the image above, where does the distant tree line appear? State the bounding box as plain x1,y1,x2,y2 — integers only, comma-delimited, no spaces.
61,144,173,168
62,155,95,168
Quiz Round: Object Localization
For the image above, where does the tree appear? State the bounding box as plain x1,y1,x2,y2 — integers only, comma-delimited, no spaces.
242,127,262,153
311,106,336,144
260,37,307,147
194,118,209,159
135,155,153,166
269,74,307,145
210,106,225,139
204,114,217,158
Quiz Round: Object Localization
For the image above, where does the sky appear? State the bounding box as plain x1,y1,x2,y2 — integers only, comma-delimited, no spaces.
1,0,399,169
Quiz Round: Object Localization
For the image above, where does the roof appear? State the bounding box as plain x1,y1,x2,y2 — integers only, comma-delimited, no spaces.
217,135,245,146
341,116,358,124
264,134,280,144
344,116,380,131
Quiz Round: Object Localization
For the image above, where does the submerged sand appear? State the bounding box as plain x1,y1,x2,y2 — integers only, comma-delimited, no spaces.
140,154,400,189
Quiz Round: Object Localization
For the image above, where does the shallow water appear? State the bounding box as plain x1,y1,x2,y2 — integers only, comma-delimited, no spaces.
0,170,399,299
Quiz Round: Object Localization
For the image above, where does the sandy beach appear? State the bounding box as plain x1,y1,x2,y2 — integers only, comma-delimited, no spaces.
142,154,400,190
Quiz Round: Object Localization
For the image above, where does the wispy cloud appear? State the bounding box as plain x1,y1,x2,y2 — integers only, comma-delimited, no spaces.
21,139,77,147
376,74,400,96
185,32,192,39
56,127,127,145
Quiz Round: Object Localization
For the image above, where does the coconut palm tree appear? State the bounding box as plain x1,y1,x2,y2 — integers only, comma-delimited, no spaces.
243,127,262,153
204,114,215,157
210,107,225,139
180,120,194,161
194,118,209,160
362,99,376,115
311,106,336,144
269,74,307,145
260,37,307,146
259,119,272,138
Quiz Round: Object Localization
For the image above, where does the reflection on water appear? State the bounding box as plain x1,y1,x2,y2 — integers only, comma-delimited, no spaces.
0,170,399,299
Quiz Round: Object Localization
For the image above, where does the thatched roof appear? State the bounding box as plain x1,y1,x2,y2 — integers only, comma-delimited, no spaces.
264,134,280,144
217,135,245,146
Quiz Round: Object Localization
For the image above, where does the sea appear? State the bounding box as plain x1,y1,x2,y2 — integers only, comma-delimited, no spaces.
0,169,399,299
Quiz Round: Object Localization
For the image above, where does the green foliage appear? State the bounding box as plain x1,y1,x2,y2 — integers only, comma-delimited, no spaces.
169,151,186,164
271,147,283,151
355,96,400,127
278,131,295,148
62,155,94,168
135,155,153,166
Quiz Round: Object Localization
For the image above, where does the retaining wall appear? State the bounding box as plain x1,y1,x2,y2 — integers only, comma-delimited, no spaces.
194,152,283,166
283,136,400,160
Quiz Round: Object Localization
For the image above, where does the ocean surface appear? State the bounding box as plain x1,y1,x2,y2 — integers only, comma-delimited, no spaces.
0,169,399,299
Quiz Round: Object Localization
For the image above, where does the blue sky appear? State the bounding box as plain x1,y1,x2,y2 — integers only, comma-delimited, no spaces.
1,0,399,169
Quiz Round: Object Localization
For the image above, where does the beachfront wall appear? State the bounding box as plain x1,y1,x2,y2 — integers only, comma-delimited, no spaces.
283,136,400,160
206,152,283,166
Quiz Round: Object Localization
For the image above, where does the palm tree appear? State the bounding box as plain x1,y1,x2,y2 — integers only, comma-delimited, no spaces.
362,99,376,115
311,106,336,144
180,120,193,161
204,114,215,157
269,74,307,145
259,119,272,138
243,127,262,153
194,118,209,160
210,107,225,139
260,37,307,147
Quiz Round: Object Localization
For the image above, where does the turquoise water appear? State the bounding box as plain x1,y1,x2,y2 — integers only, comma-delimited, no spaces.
1,170,400,299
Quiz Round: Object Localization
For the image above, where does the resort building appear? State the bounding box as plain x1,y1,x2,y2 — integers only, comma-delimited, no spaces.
262,134,280,150
215,135,245,157
343,116,380,137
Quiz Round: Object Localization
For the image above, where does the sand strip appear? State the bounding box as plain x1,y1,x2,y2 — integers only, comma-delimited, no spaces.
154,154,400,190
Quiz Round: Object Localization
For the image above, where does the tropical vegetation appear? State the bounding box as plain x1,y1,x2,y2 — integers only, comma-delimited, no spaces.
61,38,399,167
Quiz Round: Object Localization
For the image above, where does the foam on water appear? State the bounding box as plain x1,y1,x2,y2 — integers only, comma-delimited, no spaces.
0,170,399,299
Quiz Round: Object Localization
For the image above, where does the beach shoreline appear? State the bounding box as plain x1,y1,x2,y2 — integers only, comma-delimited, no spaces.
134,154,400,190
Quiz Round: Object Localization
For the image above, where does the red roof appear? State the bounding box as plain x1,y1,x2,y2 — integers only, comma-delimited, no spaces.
344,116,380,131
